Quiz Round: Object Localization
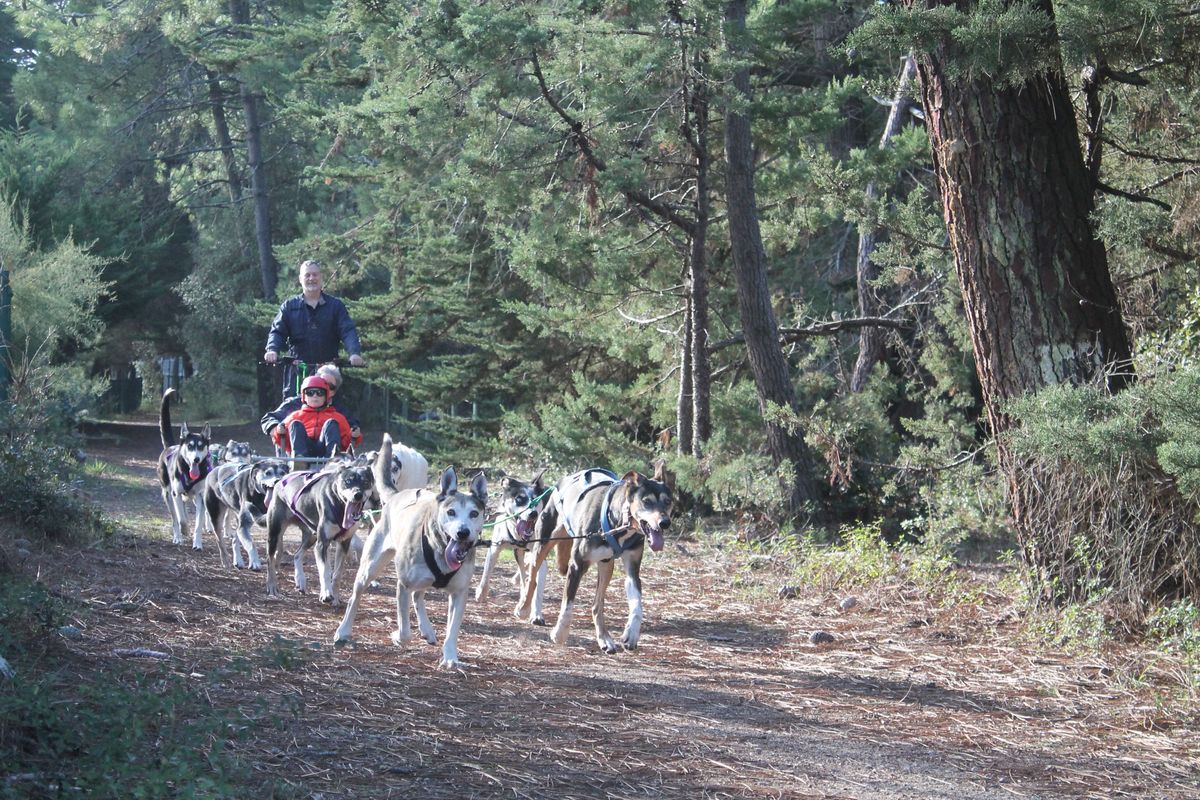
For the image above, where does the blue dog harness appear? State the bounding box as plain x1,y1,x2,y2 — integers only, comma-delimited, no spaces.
561,469,630,556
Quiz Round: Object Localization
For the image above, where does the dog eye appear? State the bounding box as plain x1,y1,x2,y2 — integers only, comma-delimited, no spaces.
447,509,457,518
470,510,479,519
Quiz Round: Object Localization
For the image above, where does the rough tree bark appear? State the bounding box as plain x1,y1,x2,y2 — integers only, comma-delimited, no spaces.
724,0,826,519
909,0,1134,558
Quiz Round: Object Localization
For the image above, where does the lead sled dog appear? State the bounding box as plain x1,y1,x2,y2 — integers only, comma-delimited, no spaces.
156,388,214,554
334,435,487,670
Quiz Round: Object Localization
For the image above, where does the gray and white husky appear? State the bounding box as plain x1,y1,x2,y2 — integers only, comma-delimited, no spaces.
156,388,213,552
475,470,550,624
264,455,376,604
202,458,289,570
334,435,487,670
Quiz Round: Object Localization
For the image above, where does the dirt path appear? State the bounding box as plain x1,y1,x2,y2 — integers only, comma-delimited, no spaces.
24,423,1200,798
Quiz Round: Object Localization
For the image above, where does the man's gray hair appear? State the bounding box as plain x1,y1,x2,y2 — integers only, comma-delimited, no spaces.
316,363,342,391
299,259,322,273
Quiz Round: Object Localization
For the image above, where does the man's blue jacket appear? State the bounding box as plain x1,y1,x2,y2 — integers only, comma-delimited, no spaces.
266,292,362,365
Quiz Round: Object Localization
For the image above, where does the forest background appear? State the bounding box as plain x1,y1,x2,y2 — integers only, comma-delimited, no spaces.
2,0,1200,652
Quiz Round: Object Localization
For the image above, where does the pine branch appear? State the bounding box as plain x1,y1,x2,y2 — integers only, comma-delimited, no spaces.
708,316,912,352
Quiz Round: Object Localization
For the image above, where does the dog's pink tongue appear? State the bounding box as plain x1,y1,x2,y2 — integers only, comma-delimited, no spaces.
648,528,664,552
444,541,464,571
189,466,201,481
516,518,533,540
342,501,363,530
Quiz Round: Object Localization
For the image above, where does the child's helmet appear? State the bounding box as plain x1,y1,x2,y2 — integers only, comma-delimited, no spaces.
301,376,330,394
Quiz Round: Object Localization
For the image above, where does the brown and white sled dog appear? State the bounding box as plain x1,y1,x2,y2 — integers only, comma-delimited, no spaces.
202,458,289,570
475,470,550,623
335,438,487,669
264,453,376,604
156,388,213,552
517,464,673,653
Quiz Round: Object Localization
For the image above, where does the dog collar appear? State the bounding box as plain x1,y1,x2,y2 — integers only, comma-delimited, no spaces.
422,533,469,589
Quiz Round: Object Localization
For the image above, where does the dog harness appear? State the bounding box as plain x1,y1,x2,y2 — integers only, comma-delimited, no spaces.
220,463,253,488
561,469,632,557
599,481,629,556
278,471,363,541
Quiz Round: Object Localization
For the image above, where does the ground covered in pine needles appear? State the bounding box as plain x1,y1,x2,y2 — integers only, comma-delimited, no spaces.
7,421,1198,799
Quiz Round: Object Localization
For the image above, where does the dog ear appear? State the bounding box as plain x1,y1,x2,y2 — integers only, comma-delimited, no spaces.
531,467,546,491
438,466,458,499
180,422,189,437
621,470,642,487
202,423,212,440
470,471,488,504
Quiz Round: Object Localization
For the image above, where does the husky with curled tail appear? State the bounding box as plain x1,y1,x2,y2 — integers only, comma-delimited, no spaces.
334,435,487,670
156,389,214,554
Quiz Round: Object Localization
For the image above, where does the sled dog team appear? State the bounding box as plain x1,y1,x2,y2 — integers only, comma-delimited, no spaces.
156,389,674,668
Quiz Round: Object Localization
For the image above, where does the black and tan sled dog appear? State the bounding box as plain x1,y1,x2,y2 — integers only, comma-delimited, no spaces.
517,464,673,653
156,388,213,552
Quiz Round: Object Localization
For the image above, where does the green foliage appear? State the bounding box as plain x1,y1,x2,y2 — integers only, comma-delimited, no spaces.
0,193,112,356
0,359,111,540
1147,601,1200,683
772,520,965,600
0,579,247,799
847,0,1059,87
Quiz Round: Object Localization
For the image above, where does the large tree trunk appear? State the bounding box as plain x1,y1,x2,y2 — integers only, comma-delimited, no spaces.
229,0,277,301
911,0,1135,572
723,0,825,519
850,55,917,393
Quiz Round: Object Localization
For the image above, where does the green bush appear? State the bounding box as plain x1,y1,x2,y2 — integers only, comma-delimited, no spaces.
0,361,110,540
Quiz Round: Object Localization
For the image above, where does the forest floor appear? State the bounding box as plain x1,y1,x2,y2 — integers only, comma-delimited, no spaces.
8,419,1199,798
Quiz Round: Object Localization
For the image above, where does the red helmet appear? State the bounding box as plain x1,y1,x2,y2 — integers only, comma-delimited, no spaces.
301,376,330,394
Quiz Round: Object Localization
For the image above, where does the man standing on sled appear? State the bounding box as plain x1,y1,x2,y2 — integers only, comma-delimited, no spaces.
264,259,365,400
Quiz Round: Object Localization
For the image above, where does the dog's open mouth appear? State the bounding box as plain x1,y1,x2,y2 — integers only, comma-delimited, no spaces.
515,515,535,541
188,465,201,481
643,525,665,553
444,539,470,571
342,500,364,530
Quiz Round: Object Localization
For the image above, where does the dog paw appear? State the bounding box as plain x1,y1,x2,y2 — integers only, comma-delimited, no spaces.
319,594,334,605
389,630,409,646
531,616,546,627
599,638,619,654
549,625,568,646
438,657,463,671
621,637,638,651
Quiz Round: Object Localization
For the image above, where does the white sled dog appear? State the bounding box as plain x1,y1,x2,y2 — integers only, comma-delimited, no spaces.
334,435,487,669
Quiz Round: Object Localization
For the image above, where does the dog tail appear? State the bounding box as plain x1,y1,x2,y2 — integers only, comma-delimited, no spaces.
159,388,177,449
373,433,399,503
